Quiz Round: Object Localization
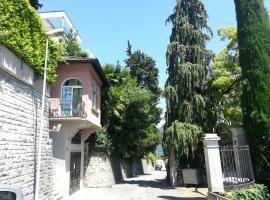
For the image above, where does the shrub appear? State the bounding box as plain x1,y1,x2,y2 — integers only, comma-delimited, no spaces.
88,127,112,154
223,184,270,200
0,0,63,83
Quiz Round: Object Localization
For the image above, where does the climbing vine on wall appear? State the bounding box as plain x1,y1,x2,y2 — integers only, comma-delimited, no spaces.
0,0,63,83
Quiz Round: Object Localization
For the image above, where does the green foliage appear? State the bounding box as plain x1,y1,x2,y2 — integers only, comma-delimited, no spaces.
29,0,42,10
60,31,89,58
125,41,162,97
164,0,213,168
164,120,202,168
0,0,63,83
101,64,162,161
212,27,242,125
145,152,163,165
88,127,112,154
234,0,270,178
223,184,270,200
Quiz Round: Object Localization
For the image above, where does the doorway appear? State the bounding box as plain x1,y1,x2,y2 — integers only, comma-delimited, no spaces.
69,152,81,195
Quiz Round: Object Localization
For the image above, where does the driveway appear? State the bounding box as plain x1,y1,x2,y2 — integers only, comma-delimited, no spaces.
70,171,207,200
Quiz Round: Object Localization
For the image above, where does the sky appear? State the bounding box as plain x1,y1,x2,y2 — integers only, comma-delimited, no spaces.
40,0,270,126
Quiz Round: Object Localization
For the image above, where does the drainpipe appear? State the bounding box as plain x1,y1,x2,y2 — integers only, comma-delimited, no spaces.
34,36,49,200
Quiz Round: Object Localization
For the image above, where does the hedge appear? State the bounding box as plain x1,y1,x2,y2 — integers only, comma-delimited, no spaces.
223,184,270,200
0,0,63,83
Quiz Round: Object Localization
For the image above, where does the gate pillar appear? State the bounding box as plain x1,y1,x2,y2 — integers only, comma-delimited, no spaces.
203,134,224,193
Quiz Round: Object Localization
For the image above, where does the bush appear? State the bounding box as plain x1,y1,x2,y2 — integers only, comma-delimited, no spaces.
223,184,270,200
0,0,63,83
88,127,112,154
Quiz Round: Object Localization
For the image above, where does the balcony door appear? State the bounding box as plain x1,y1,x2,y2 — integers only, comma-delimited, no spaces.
61,79,82,117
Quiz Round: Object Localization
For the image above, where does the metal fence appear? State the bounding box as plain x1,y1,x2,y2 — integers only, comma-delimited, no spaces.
49,99,87,118
219,145,255,190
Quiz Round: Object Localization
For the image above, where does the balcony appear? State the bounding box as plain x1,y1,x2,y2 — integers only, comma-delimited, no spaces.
49,99,87,119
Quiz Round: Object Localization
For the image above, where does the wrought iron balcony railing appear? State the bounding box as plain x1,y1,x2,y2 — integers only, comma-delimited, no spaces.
49,99,87,118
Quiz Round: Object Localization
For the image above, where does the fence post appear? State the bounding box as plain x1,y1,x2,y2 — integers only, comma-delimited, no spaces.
203,134,224,193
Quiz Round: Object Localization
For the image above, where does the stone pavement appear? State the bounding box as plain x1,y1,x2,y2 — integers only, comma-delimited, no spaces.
70,171,208,200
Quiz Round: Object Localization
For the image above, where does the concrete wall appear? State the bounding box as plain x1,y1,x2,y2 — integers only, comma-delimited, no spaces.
0,45,53,200
83,152,151,188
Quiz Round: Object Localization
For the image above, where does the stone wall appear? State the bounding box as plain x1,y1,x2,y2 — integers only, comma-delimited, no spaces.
84,152,151,187
0,46,53,200
142,159,154,173
84,152,114,188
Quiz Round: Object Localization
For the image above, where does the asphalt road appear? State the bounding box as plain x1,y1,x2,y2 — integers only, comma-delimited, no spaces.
71,171,208,200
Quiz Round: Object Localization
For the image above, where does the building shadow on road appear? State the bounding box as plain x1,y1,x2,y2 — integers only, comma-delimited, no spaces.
158,196,207,200
122,178,173,190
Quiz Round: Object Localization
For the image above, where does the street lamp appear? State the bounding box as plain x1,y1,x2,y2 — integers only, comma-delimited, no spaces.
34,35,49,200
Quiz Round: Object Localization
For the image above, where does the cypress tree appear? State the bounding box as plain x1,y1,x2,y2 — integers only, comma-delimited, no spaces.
164,0,213,183
234,0,270,178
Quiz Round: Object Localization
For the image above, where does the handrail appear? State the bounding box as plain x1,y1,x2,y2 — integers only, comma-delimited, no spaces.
208,192,229,200
49,99,87,118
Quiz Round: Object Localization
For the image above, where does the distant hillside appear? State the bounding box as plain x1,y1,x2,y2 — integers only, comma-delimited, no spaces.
156,126,164,155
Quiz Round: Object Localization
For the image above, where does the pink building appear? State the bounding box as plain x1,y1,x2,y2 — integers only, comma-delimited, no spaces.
48,57,109,198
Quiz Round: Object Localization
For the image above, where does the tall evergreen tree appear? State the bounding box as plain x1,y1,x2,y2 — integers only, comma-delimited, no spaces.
125,41,161,98
234,0,270,178
164,0,213,185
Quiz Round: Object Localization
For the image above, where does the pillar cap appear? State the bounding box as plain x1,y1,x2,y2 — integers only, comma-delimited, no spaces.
203,133,220,141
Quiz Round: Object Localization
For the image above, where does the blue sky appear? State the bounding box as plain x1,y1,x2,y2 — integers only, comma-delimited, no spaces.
40,0,270,116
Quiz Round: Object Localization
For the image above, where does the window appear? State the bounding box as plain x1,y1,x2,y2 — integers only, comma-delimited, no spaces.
91,81,98,109
61,79,83,117
0,191,16,200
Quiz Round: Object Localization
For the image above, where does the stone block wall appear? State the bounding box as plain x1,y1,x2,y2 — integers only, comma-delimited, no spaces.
84,152,114,188
84,152,150,187
141,159,154,173
0,68,53,199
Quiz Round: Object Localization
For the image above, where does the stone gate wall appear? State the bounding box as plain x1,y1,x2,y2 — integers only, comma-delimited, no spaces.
0,45,53,200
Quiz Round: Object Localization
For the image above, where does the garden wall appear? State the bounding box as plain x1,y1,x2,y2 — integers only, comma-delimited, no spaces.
83,151,154,187
0,45,53,200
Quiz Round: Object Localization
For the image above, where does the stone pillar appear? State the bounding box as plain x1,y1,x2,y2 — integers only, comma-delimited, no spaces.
231,127,247,146
203,134,224,193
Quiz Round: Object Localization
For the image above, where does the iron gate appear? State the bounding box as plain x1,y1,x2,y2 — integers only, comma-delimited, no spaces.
69,152,81,195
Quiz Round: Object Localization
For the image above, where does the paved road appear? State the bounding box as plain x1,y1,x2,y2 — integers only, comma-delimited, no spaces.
71,171,208,200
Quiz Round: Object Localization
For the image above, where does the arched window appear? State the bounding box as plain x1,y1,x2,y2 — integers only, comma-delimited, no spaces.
61,79,83,116
62,79,82,102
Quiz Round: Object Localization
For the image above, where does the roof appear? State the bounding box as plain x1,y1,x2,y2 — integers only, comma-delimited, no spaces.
64,57,110,87
39,11,82,43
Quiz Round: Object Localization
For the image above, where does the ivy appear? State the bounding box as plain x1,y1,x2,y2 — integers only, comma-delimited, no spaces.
223,184,270,200
0,0,63,83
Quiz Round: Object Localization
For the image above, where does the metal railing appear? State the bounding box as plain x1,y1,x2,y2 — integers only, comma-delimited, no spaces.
208,192,229,200
49,99,87,118
220,145,254,190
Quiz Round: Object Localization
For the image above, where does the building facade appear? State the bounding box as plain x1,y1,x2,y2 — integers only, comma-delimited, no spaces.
48,58,109,198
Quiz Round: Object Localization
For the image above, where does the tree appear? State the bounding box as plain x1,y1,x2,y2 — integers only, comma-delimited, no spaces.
164,0,213,185
234,0,270,179
212,27,242,126
125,41,162,97
97,64,162,161
29,0,42,10
125,42,162,127
60,31,89,58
